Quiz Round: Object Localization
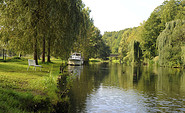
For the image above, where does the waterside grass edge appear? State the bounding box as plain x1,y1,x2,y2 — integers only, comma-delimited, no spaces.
0,57,70,112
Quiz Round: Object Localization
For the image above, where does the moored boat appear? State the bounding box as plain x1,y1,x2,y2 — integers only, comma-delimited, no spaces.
68,52,83,65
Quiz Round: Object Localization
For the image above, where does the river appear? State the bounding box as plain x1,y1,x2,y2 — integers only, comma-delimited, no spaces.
67,63,185,113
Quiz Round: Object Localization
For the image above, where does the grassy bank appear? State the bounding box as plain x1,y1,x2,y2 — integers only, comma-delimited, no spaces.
0,57,69,112
89,58,110,63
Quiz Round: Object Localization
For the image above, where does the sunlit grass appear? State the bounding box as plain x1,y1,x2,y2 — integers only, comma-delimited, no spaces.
0,57,65,112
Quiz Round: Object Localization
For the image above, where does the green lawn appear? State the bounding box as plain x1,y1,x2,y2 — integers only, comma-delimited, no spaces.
0,57,67,112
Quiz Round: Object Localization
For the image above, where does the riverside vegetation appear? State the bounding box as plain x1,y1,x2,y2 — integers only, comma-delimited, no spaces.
103,0,185,67
0,57,74,112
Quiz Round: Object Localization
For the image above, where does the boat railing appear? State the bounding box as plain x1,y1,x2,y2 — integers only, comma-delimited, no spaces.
70,56,81,59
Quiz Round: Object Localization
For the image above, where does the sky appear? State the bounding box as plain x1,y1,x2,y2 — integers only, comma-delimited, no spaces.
82,0,165,34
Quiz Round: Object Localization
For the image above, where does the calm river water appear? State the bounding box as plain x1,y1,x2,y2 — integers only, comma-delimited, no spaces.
68,63,185,113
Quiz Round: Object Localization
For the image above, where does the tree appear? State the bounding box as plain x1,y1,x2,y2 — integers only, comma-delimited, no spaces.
50,0,83,61
141,10,164,59
87,26,111,59
97,41,111,60
102,30,126,54
141,0,184,60
161,0,178,23
0,0,85,63
175,0,185,20
157,20,185,67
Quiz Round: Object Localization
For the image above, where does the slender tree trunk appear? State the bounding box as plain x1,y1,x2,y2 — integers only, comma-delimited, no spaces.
3,49,4,60
47,38,51,62
19,53,22,57
5,51,6,61
33,0,40,65
34,37,38,65
42,36,45,63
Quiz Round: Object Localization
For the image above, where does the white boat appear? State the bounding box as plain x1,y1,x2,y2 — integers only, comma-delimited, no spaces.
68,52,84,65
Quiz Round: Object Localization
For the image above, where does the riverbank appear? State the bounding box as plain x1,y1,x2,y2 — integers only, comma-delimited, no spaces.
0,57,70,112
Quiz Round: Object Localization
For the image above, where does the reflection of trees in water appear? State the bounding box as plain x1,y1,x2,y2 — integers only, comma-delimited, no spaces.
68,63,185,112
122,65,185,112
119,65,185,98
68,63,110,113
156,67,185,98
133,66,142,84
127,66,184,93
133,66,157,92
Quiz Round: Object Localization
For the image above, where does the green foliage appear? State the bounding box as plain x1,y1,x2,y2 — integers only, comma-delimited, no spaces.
72,10,110,61
103,30,126,53
161,0,179,24
103,25,144,64
118,28,133,58
157,20,185,67
97,41,111,60
51,0,83,60
117,26,144,64
141,0,185,60
0,0,104,63
102,0,185,65
141,10,164,59
175,0,185,20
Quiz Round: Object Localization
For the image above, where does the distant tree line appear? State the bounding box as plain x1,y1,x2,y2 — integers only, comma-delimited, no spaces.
103,0,185,67
0,0,110,64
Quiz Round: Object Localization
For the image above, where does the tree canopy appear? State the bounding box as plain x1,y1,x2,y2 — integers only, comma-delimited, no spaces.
0,0,110,63
0,0,184,66
157,20,185,67
102,0,185,66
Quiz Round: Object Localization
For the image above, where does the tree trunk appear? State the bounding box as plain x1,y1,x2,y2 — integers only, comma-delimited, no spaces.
19,53,22,57
47,38,51,63
3,49,4,60
42,36,45,63
33,0,40,65
34,37,38,65
5,51,6,61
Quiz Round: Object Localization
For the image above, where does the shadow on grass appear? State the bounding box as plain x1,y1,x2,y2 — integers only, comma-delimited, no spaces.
0,57,26,62
40,61,55,64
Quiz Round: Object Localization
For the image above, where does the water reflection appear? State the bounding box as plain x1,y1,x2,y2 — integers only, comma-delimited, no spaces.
68,65,83,78
85,85,147,113
68,63,185,112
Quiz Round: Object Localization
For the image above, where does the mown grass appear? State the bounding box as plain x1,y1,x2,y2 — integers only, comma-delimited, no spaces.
0,57,66,112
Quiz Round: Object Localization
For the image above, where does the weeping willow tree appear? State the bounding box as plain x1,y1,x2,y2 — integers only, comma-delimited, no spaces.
118,25,144,64
118,28,133,61
157,20,185,67
0,0,86,63
0,0,39,62
51,0,83,61
125,39,142,65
